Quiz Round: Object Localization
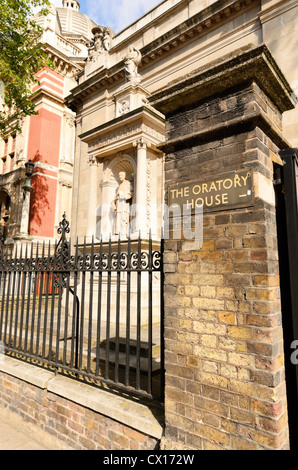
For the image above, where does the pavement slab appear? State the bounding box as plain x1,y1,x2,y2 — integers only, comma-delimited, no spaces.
0,414,49,451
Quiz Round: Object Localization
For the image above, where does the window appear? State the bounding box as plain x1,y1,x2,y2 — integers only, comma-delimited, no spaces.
1,139,8,174
9,134,16,171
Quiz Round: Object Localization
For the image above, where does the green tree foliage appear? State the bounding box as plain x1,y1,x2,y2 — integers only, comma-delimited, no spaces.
0,0,51,137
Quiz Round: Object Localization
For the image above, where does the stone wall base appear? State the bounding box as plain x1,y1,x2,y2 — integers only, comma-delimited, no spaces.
0,356,163,450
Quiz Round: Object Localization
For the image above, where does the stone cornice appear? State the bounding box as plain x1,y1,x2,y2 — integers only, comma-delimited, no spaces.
80,105,165,157
149,44,295,115
31,88,64,107
149,45,295,153
66,0,260,108
46,45,83,75
139,0,259,68
79,105,165,142
258,0,297,24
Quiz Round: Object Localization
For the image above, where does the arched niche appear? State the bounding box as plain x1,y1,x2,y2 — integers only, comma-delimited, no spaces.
98,154,136,238
104,154,136,184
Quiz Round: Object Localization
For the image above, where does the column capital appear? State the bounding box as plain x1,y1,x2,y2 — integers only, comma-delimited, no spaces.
133,137,151,150
65,115,75,128
87,155,98,166
75,116,82,126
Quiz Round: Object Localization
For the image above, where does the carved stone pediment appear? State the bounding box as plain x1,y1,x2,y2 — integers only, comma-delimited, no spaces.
80,106,165,159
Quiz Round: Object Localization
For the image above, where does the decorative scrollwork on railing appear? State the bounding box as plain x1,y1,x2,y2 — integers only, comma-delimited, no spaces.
0,213,163,278
130,252,139,270
152,251,162,270
63,249,162,273
111,252,119,270
141,252,149,269
93,253,102,270
120,252,128,269
128,252,150,270
68,254,76,271
15,258,26,272
54,213,71,288
101,253,109,270
57,212,70,238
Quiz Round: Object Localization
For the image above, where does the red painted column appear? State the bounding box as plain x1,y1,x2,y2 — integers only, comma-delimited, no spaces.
27,107,61,238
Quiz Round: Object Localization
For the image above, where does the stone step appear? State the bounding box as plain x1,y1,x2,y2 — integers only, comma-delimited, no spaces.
99,336,160,358
90,346,161,373
1,323,161,374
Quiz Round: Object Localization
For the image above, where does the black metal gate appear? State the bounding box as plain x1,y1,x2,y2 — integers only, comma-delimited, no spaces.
0,214,164,401
275,148,298,446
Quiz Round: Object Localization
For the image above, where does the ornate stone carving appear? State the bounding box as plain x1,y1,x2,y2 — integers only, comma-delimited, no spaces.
111,171,134,238
88,122,165,154
47,53,78,78
102,27,113,51
133,137,151,150
65,114,75,128
87,155,98,166
119,100,130,115
89,124,143,151
124,46,142,84
59,179,72,188
88,26,114,61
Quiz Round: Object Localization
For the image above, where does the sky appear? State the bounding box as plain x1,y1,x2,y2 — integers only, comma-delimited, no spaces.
50,0,162,33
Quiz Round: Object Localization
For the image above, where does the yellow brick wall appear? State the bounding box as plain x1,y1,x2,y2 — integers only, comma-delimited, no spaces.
160,82,290,450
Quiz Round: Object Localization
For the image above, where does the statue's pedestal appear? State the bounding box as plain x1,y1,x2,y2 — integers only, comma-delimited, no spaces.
113,83,150,118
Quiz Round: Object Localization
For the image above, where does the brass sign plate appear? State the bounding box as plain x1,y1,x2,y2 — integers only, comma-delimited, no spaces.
168,169,253,214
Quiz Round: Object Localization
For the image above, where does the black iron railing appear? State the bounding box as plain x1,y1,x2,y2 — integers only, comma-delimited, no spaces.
0,215,164,401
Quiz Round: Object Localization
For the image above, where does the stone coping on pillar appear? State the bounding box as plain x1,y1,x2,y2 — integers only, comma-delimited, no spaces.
149,44,295,117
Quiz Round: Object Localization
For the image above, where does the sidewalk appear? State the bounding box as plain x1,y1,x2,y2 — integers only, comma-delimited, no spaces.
0,414,50,450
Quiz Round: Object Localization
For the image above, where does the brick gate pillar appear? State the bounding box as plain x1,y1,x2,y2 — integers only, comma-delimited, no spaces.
150,45,296,450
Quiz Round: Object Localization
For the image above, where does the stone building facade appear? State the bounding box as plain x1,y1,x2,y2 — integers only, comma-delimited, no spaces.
0,0,96,245
67,0,298,450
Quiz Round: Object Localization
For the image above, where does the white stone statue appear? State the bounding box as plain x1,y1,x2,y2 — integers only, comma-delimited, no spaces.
102,27,113,51
111,171,133,237
94,28,104,52
88,29,102,61
124,46,142,84
88,26,114,61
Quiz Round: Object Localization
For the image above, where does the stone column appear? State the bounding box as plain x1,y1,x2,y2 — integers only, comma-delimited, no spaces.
133,137,150,236
19,189,31,237
99,179,117,238
61,113,75,164
86,155,98,238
